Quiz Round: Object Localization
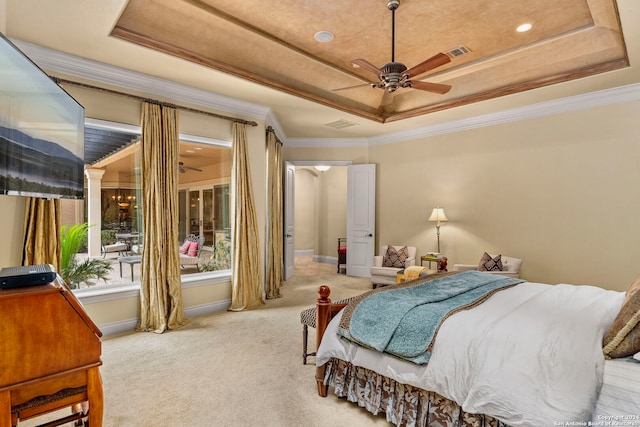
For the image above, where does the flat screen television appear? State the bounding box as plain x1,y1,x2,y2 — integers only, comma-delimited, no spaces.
0,32,84,200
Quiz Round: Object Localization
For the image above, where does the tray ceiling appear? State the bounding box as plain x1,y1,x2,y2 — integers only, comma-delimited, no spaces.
112,0,628,123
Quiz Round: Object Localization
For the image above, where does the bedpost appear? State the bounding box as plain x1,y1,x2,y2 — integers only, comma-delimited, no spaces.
315,285,331,397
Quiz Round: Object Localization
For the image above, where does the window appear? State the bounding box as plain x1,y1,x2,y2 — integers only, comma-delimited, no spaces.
62,121,232,289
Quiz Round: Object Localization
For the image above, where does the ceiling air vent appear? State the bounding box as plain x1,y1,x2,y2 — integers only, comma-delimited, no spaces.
325,119,358,130
446,45,471,58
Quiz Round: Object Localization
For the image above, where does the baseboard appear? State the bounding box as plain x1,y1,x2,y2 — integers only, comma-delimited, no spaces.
295,249,314,257
313,255,338,264
98,299,232,336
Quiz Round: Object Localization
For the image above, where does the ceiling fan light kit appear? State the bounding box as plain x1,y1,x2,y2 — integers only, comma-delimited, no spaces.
340,0,452,96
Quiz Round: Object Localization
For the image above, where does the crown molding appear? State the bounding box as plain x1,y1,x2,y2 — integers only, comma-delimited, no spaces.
11,39,640,149
11,39,271,121
286,83,640,148
367,83,640,146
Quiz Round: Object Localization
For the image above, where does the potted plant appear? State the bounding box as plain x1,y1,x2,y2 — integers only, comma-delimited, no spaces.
198,239,231,272
60,223,112,289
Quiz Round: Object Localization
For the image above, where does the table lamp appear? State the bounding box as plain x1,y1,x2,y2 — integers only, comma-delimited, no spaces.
428,207,448,253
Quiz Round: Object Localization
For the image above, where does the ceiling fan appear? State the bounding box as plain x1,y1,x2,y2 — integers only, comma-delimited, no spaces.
336,0,452,96
179,161,202,173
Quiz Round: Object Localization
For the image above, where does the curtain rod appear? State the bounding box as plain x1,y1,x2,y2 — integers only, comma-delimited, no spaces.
266,126,283,144
51,77,258,127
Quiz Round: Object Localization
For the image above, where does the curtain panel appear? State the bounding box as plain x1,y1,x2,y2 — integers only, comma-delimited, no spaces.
229,123,264,311
22,197,61,270
265,129,283,299
137,101,187,333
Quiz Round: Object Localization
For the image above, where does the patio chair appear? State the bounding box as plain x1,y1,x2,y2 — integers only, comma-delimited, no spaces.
179,234,205,269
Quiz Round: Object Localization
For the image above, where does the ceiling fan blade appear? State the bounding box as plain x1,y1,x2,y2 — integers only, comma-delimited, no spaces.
409,80,452,95
332,83,372,92
405,52,451,78
352,59,382,76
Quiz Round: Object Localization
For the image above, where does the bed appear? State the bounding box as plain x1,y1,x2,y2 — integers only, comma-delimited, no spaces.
313,271,640,427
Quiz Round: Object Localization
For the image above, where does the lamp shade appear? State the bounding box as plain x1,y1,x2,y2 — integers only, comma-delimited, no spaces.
428,207,448,222
314,165,331,172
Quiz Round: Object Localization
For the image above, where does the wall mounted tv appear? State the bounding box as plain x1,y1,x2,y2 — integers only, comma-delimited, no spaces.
0,32,84,200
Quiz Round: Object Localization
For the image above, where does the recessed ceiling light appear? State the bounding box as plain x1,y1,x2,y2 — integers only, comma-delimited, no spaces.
314,31,334,42
517,23,533,33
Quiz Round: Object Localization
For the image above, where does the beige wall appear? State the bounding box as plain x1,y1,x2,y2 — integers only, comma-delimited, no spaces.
284,100,640,292
293,168,318,252
370,100,640,291
317,166,347,257
292,166,348,257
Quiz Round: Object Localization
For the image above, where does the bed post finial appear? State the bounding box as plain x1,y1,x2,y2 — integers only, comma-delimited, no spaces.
316,285,332,397
318,285,331,301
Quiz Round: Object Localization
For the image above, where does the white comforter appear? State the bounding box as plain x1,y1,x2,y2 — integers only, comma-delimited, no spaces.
317,282,625,426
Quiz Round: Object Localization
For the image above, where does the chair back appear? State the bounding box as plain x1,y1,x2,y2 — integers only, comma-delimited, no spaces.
379,245,417,266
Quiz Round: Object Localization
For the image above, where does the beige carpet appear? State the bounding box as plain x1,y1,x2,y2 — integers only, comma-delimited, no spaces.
21,262,390,426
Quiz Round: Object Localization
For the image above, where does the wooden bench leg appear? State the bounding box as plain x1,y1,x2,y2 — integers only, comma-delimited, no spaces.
303,325,308,365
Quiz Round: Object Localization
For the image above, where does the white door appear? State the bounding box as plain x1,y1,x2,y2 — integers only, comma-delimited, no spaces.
346,164,376,277
283,162,295,280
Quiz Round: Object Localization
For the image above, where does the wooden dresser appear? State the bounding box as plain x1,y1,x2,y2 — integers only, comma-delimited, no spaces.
0,277,103,427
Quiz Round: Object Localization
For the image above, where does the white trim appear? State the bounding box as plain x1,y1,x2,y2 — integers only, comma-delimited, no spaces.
74,272,231,304
184,299,231,318
289,160,352,167
295,249,314,257
84,118,141,135
96,298,231,336
286,138,370,148
11,39,271,121
12,39,640,149
314,255,338,264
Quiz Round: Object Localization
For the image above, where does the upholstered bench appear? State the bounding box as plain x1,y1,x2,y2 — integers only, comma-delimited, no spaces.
300,296,355,365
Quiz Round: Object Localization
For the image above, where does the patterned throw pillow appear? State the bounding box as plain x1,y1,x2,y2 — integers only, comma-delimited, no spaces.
603,274,640,358
179,240,191,254
478,252,503,271
382,246,409,268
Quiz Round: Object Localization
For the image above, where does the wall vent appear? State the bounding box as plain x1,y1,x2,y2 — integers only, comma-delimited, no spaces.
324,119,358,130
446,45,472,58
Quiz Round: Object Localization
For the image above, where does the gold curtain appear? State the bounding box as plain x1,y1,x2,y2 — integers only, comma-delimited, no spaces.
265,129,283,299
22,197,61,270
137,101,188,333
229,123,264,311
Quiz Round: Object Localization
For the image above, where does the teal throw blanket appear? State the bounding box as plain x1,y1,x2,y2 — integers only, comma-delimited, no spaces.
338,271,523,364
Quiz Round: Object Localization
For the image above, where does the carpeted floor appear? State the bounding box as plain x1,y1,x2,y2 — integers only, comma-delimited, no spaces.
21,260,390,427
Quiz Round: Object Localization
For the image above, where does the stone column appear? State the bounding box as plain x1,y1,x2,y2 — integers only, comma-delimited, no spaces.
84,168,105,258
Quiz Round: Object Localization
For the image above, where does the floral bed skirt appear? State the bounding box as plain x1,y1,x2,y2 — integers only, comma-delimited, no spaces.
324,358,510,427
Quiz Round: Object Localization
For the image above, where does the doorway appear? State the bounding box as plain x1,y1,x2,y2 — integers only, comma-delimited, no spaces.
284,161,376,279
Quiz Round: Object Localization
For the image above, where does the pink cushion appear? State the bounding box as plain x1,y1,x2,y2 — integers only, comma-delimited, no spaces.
187,241,199,257
179,240,191,254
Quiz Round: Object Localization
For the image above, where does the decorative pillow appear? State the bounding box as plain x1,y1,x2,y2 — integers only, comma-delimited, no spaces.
603,274,640,359
477,252,503,271
382,246,408,268
179,240,191,254
187,241,199,257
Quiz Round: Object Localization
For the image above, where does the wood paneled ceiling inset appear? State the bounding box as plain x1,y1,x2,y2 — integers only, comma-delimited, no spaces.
112,0,628,123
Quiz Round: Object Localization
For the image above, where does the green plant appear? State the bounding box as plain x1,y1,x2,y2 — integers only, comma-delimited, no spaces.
60,223,112,289
198,239,231,272
101,229,117,245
